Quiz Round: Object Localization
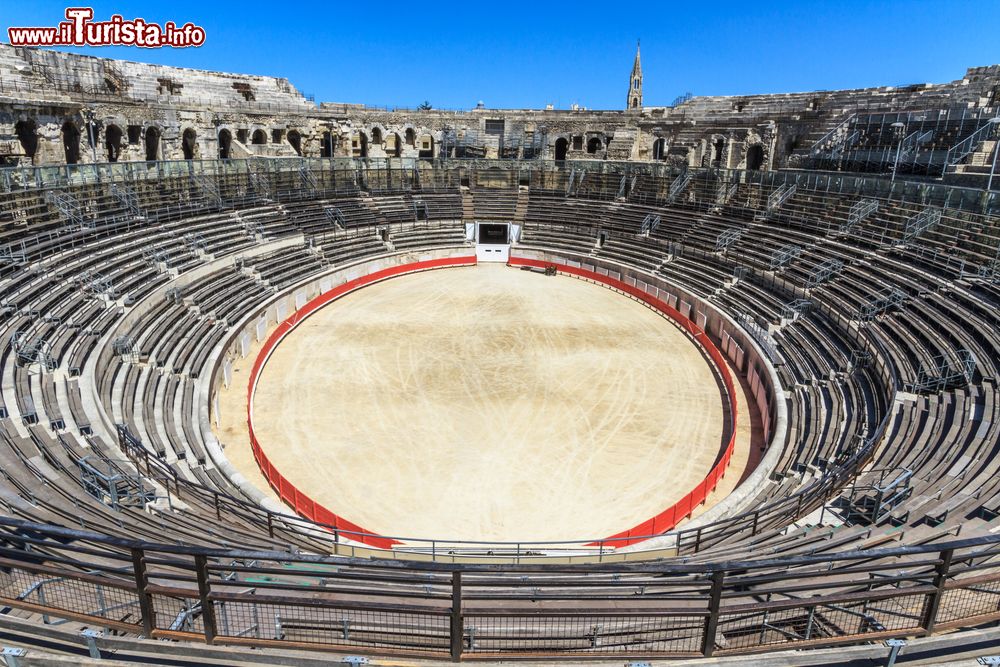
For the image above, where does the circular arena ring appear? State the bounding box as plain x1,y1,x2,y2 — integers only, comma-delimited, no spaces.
0,157,998,663
243,255,739,550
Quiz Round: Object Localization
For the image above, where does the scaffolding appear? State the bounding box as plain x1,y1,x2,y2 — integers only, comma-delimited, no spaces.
111,334,139,363
190,173,222,207
716,181,738,207
298,160,318,194
909,349,976,393
76,269,117,299
781,298,813,321
640,214,661,235
805,259,845,287
0,241,27,266
769,244,802,270
324,206,346,231
838,198,879,235
764,183,797,218
183,233,209,254
249,170,272,200
77,456,154,511
715,228,743,252
897,207,943,245
838,468,913,525
11,330,56,371
857,288,905,321
109,182,142,218
668,168,691,202
735,311,778,361
45,190,91,229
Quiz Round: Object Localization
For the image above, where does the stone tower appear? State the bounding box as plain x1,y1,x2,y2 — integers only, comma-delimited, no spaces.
627,41,642,110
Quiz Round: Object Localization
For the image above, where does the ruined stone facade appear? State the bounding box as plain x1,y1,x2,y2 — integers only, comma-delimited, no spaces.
1,44,998,180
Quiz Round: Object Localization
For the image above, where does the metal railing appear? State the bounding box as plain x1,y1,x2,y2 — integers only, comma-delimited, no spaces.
1,516,1000,660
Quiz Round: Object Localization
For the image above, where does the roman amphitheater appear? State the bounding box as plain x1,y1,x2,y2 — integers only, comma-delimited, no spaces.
0,42,998,665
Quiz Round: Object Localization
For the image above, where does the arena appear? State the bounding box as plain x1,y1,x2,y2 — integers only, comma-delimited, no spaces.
0,26,998,667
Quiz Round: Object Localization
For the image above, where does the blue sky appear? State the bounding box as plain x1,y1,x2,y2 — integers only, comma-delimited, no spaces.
3,0,999,110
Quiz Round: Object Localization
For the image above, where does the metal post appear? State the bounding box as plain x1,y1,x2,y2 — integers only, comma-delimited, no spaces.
701,570,725,657
194,555,217,644
450,571,463,661
884,638,906,666
131,548,156,637
922,548,953,632
891,122,905,183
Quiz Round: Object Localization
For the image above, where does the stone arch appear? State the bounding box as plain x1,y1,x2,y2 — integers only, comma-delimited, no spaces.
181,128,197,160
353,131,369,158
554,137,569,161
652,137,666,161
287,129,302,155
218,129,232,159
404,127,416,146
144,126,161,161
105,124,123,162
14,119,38,161
251,129,267,145
370,127,383,144
746,143,765,170
62,121,81,164
586,136,603,154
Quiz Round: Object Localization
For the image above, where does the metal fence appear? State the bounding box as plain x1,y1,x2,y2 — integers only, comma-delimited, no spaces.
1,516,1000,659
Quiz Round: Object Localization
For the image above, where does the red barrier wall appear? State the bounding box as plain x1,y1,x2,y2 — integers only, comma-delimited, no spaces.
247,256,477,548
247,255,736,551
507,257,738,548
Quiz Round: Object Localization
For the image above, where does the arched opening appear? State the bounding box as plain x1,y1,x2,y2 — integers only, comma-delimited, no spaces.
287,130,302,155
404,128,416,146
554,137,569,161
144,126,161,161
370,127,382,145
61,121,81,164
15,120,38,161
746,144,765,170
652,137,666,161
417,135,434,158
388,133,402,157
713,139,726,165
181,128,197,160
356,132,368,158
586,137,603,154
251,129,267,145
218,129,232,159
631,98,639,109
105,124,123,162
320,131,335,158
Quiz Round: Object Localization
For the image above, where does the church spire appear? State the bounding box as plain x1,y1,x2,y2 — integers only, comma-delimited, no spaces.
627,41,643,110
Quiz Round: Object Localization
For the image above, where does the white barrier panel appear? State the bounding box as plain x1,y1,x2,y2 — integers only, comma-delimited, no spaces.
667,294,678,309
696,310,708,331
294,290,307,311
275,300,288,324
223,359,233,388
212,393,221,427
680,300,692,319
239,331,251,359
255,316,267,342
320,277,333,294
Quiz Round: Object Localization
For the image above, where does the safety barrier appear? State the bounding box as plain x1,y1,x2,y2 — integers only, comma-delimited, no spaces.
507,256,738,548
247,256,478,548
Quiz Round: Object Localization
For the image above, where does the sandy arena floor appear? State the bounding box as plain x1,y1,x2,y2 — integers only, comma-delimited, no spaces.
219,264,744,543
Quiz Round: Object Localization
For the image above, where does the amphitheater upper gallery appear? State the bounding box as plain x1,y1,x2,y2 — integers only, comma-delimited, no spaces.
0,39,999,666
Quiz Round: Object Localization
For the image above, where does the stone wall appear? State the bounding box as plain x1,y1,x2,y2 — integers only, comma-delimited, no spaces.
0,44,997,176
